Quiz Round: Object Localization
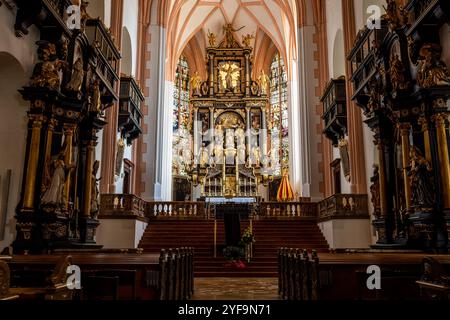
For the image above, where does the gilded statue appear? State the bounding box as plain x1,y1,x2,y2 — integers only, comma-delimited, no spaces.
66,57,85,92
416,44,450,88
257,70,270,95
221,24,244,48
251,143,261,167
242,33,255,48
409,147,435,209
190,71,202,96
80,1,91,29
389,53,408,91
90,79,102,112
207,30,216,47
218,62,242,92
31,42,66,91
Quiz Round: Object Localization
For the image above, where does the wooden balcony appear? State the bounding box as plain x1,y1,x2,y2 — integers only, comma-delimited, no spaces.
85,19,121,104
347,20,389,103
318,194,369,222
321,77,347,146
119,76,144,144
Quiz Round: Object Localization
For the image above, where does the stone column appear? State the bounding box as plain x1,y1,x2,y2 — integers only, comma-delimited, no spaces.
22,114,44,212
398,123,412,212
433,113,450,209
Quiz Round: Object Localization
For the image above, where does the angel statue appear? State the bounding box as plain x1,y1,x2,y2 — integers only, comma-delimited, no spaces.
207,30,216,47
242,33,255,48
190,71,202,96
257,70,270,95
222,24,244,48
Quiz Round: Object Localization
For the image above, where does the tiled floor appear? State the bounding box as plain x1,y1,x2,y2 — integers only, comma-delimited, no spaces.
192,278,280,300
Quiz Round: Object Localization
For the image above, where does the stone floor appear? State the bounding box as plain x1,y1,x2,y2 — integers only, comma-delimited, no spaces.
192,278,280,300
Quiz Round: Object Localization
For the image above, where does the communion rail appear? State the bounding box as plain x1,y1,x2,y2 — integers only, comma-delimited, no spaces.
100,194,319,220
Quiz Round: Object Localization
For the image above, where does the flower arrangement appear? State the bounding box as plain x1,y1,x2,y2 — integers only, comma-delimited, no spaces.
223,227,256,268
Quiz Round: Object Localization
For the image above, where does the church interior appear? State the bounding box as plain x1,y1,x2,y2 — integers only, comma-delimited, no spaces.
0,0,450,302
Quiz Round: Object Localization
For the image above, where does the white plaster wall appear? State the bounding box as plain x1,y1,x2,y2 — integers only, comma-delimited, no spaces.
121,0,139,77
318,219,371,249
326,0,344,78
0,56,28,250
440,24,450,68
0,5,39,250
0,5,39,76
97,219,148,248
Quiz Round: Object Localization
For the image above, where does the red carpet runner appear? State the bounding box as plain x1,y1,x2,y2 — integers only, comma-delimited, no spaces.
139,219,329,277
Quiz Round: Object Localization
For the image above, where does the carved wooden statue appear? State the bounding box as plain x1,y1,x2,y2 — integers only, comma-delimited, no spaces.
41,154,70,208
66,57,84,92
258,70,270,96
190,71,202,96
389,53,408,91
417,44,450,88
409,147,435,209
90,160,101,217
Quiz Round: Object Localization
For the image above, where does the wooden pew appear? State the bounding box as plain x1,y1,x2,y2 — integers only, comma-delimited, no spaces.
158,247,194,300
277,248,320,301
3,255,73,300
416,257,450,300
9,254,160,300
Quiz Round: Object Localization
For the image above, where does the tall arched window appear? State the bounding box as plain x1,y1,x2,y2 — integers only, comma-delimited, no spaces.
173,56,192,176
269,53,289,176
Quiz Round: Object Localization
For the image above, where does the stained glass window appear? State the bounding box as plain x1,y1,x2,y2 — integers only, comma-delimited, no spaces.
173,56,192,176
269,53,289,176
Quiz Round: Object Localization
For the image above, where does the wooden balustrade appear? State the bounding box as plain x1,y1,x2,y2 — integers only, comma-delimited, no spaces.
318,194,369,222
258,202,318,219
146,202,208,219
99,194,146,219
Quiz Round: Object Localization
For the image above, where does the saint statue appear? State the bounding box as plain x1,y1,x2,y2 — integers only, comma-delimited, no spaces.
41,152,74,209
257,70,270,95
417,44,450,88
251,143,261,167
409,147,435,209
225,129,235,149
389,53,408,91
235,128,245,147
90,160,101,217
200,143,209,167
222,24,244,48
90,79,102,112
237,143,246,165
190,71,202,96
66,57,85,92
214,143,224,164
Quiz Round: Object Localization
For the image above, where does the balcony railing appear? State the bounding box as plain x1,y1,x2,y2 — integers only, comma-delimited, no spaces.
119,76,144,144
321,77,347,146
347,20,388,97
99,194,146,219
257,202,318,219
145,202,209,219
85,19,121,101
318,194,369,222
